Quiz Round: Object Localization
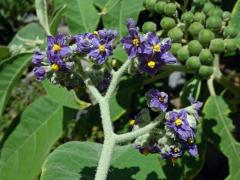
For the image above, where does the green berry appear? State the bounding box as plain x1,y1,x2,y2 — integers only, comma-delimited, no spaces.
199,49,213,65
155,1,167,14
188,40,203,55
198,65,213,78
193,12,206,23
144,0,157,10
209,39,224,53
198,29,215,45
160,17,176,30
208,7,223,17
203,2,214,14
142,21,157,33
181,12,194,23
222,11,231,21
224,39,237,52
193,0,205,6
177,47,189,62
206,16,222,31
188,22,204,36
164,3,177,16
223,26,238,38
170,43,182,56
168,27,183,42
186,56,201,70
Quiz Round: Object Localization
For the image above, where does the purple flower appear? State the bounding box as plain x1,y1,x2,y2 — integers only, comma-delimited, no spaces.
33,66,46,81
75,33,93,53
88,38,113,64
32,49,45,65
165,110,195,142
189,95,203,112
127,18,136,29
138,55,161,75
146,89,168,112
161,51,177,64
98,29,118,42
161,145,182,160
121,20,145,59
47,33,72,62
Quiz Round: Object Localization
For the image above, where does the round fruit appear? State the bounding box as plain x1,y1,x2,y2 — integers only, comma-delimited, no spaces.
198,29,215,45
144,0,157,10
222,11,231,21
177,47,189,62
198,65,214,78
142,21,157,33
223,26,238,38
209,39,224,53
170,43,182,55
193,12,206,23
188,40,203,55
181,12,193,23
224,39,237,52
164,3,177,16
168,27,183,42
188,22,204,36
203,2,214,14
155,1,167,14
186,56,201,70
206,16,222,31
199,49,213,65
160,17,176,30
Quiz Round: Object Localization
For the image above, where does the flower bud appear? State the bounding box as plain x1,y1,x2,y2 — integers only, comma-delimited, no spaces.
168,27,183,42
177,47,189,62
223,26,238,38
142,21,157,33
210,38,224,53
155,1,167,14
186,56,201,70
170,43,182,55
188,22,204,36
164,3,177,16
224,39,237,52
199,49,213,65
198,65,213,78
206,16,222,31
198,29,215,45
144,0,157,10
181,12,194,23
203,2,214,14
160,17,176,30
188,40,202,56
222,11,231,21
193,12,206,23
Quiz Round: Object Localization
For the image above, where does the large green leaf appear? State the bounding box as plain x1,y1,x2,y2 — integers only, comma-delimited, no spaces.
101,0,144,37
203,96,240,180
50,5,66,35
41,141,166,180
42,80,90,110
54,0,100,34
230,0,240,29
35,0,51,35
0,46,10,60
0,53,32,116
0,96,63,180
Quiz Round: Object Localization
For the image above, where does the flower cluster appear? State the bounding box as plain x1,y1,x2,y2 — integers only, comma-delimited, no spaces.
133,89,202,161
121,19,176,75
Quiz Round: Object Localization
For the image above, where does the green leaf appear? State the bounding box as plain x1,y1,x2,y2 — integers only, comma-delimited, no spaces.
180,78,201,107
0,53,32,116
41,141,166,180
50,5,66,36
54,0,100,34
102,0,144,37
109,95,126,121
9,23,45,47
0,96,63,180
0,46,10,60
203,96,240,180
42,80,90,110
112,45,128,63
35,0,51,35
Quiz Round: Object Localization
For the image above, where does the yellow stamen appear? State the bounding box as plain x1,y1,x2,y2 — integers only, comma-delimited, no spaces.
132,38,140,47
175,118,182,126
52,44,61,52
93,31,99,35
143,148,149,156
173,147,179,153
147,60,156,69
158,95,165,102
51,64,59,71
187,138,194,144
98,45,106,52
152,44,161,52
129,119,136,126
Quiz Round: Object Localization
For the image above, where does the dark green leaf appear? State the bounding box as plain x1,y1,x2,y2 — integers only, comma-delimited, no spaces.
42,80,90,110
230,0,240,29
50,5,66,36
203,96,240,180
0,46,10,60
40,141,166,180
112,45,128,63
0,96,63,180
